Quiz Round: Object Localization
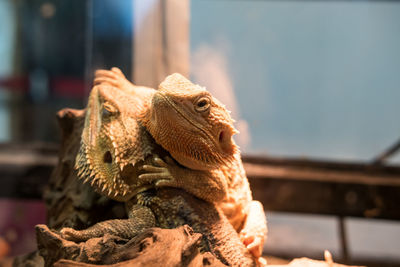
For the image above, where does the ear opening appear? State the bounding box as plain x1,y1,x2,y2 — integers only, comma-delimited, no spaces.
103,151,113,163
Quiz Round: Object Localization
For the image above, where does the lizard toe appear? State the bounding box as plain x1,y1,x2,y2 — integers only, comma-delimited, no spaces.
154,178,175,187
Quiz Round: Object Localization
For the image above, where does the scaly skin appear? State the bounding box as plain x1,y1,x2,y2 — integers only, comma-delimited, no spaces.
61,188,256,267
94,68,267,259
74,82,154,201
75,76,227,203
78,68,229,202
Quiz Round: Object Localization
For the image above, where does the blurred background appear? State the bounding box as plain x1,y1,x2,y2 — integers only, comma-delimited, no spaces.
0,0,399,266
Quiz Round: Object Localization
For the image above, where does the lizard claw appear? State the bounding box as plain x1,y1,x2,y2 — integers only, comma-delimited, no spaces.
138,156,177,186
257,257,267,267
152,156,169,167
94,67,129,90
155,178,174,187
240,232,264,259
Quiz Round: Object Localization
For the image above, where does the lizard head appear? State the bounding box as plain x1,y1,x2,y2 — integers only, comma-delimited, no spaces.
75,84,151,201
141,73,239,170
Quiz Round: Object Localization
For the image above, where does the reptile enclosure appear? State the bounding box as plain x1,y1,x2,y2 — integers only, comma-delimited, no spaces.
1,0,400,266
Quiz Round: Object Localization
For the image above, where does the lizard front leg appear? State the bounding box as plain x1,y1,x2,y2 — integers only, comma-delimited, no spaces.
94,67,154,98
61,204,155,242
239,201,267,260
138,156,228,203
94,67,132,90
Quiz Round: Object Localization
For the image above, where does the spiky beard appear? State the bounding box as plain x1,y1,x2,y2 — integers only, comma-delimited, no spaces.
74,130,133,202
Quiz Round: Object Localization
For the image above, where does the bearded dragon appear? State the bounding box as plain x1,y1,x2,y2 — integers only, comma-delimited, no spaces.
85,68,267,258
66,68,266,260
73,78,227,203
61,80,256,266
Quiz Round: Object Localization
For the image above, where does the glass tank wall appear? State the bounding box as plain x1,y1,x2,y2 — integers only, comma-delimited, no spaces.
190,0,400,163
0,0,133,143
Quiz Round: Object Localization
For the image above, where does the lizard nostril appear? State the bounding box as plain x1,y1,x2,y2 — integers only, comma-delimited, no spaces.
103,151,112,163
219,131,225,143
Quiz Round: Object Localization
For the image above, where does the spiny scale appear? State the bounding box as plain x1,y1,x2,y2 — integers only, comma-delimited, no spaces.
77,167,84,177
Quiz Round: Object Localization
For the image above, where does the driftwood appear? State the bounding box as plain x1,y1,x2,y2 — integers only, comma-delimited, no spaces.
36,224,224,267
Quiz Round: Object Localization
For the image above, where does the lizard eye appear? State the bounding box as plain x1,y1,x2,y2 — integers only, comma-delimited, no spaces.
102,103,117,117
194,97,210,112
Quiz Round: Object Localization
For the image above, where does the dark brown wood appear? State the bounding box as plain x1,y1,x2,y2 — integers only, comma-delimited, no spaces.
243,157,400,220
248,176,400,220
243,155,400,175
